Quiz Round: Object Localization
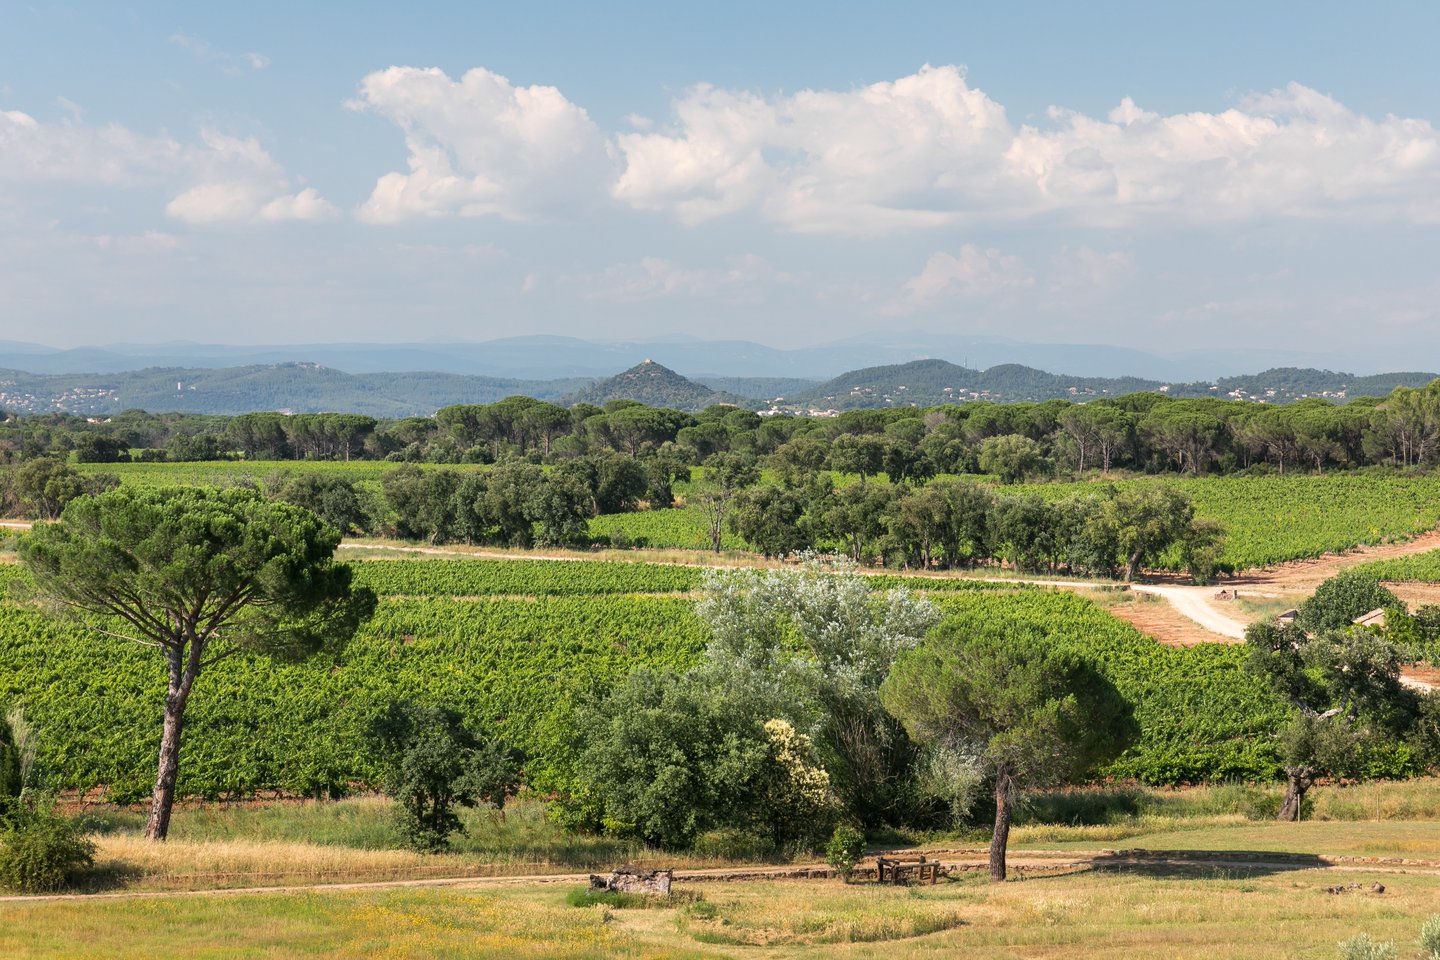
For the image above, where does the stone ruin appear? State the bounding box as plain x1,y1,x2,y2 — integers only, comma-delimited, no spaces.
1326,882,1385,895
588,865,673,896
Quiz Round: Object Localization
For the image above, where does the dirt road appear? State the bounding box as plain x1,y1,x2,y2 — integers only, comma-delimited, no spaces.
2,846,1433,903
1131,585,1247,639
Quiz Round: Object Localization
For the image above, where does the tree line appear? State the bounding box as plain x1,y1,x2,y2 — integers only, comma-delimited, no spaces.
0,447,1219,579
9,380,1440,477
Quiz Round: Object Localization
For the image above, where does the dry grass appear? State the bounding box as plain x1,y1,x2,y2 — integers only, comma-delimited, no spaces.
74,796,785,892
7,870,1440,959
87,835,458,891
65,780,1440,893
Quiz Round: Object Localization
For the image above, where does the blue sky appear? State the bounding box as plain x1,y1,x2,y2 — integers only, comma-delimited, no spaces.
3,1,1439,370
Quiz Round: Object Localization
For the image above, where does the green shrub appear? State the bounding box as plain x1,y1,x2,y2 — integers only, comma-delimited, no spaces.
1336,933,1396,960
1299,571,1399,633
825,823,866,880
0,805,95,893
366,701,520,853
1420,914,1440,959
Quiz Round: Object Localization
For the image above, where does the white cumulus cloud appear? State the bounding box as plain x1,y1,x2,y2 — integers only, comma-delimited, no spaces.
350,66,612,223
0,110,333,224
611,67,1440,233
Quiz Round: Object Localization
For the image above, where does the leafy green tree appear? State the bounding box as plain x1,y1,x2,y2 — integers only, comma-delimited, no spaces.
518,402,572,457
991,494,1064,574
769,436,829,488
978,434,1045,484
1140,406,1227,474
1179,517,1227,584
730,485,807,558
223,412,290,460
1102,484,1196,581
72,434,131,464
829,433,886,484
641,451,691,508
527,471,595,546
882,625,1135,881
889,480,993,570
1245,620,1421,820
696,453,760,553
382,465,461,543
569,667,774,848
1298,570,1400,633
18,487,376,841
8,459,84,520
589,454,649,514
278,473,366,534
1056,406,1103,474
815,482,897,564
367,701,520,852
697,562,940,828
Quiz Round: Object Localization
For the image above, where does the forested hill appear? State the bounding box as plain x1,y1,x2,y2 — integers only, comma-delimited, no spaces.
1,357,1435,417
789,359,1156,410
783,359,1438,411
560,361,759,411
0,364,587,417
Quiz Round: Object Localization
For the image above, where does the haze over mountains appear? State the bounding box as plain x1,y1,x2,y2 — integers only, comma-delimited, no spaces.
0,332,1385,382
2,349,1435,418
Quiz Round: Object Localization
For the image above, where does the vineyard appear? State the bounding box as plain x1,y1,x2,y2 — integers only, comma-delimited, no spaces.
1353,549,1440,583
0,555,1301,800
1011,473,1440,572
933,592,1286,781
75,459,440,488
348,558,1029,597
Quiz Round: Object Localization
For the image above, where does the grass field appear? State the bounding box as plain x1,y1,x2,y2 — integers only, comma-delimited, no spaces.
53,779,1440,894
5,868,1439,959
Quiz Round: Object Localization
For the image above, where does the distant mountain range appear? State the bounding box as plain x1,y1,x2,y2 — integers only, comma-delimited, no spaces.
0,356,1434,418
0,365,587,418
0,332,1381,382
783,360,1439,411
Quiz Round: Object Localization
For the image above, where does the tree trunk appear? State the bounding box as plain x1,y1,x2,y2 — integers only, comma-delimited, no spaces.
989,774,1012,883
145,645,198,841
1277,765,1314,822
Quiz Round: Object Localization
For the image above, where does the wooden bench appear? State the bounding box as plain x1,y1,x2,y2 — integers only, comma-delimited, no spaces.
875,854,942,885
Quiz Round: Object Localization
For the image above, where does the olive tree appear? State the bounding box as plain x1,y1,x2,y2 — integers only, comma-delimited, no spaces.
1245,619,1419,820
18,487,376,840
882,624,1135,881
697,559,941,828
